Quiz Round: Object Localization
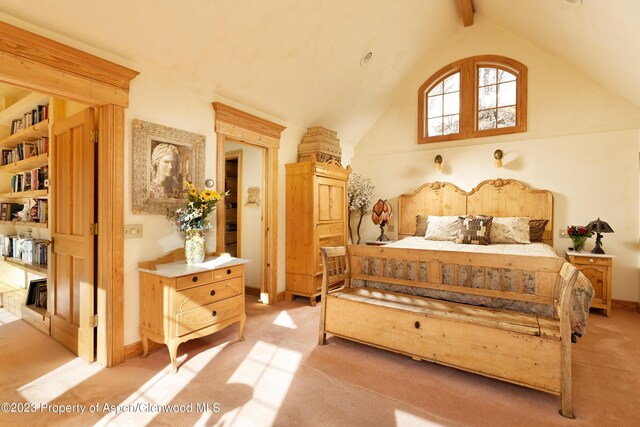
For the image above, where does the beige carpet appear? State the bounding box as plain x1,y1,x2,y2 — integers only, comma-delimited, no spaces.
0,297,638,426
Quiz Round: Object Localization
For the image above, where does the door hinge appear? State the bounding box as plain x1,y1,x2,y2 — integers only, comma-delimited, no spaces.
90,315,98,327
90,223,98,235
91,130,99,143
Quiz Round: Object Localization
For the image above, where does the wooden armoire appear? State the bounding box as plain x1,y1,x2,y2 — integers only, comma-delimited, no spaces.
285,157,351,305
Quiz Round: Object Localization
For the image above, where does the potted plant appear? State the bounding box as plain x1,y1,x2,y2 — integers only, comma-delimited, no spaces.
566,225,593,253
347,173,375,244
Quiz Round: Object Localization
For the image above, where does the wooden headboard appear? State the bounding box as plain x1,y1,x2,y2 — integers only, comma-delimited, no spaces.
398,178,554,245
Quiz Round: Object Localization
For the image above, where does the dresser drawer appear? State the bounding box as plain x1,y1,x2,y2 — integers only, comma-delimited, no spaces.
212,264,243,281
176,271,214,290
176,295,244,336
568,256,611,267
175,276,243,313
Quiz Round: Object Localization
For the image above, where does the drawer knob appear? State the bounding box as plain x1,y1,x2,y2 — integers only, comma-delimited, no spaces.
589,259,594,263
211,310,217,317
210,290,216,296
226,269,232,275
414,321,421,329
192,276,198,283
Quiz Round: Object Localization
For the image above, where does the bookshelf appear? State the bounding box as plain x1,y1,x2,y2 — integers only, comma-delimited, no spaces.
225,157,239,256
0,91,51,295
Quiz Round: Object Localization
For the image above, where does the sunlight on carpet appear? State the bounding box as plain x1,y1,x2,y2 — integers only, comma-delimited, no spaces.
215,340,302,426
95,342,229,426
395,409,445,426
0,308,19,325
272,310,298,329
18,358,103,403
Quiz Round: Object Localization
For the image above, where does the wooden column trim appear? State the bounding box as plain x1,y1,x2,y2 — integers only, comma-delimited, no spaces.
213,102,285,304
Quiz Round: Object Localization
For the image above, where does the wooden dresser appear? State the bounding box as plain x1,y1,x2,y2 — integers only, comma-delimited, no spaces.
565,250,615,317
138,252,249,372
285,157,350,305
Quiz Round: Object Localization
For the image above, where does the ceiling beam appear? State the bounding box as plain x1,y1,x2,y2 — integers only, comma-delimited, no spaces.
456,0,475,27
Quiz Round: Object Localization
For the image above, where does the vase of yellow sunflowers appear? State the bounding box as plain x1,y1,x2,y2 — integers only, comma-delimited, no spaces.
167,181,226,264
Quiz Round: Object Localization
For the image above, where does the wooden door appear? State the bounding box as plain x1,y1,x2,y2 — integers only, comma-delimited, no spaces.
50,108,96,362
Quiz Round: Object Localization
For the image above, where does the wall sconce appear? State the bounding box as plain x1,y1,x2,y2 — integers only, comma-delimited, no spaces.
434,155,443,170
494,149,503,168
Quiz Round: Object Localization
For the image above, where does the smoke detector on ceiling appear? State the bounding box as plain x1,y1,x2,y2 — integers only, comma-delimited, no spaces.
566,0,582,5
360,51,373,66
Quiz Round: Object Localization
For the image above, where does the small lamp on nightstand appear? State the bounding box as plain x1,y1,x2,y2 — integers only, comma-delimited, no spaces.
586,218,614,254
371,199,392,242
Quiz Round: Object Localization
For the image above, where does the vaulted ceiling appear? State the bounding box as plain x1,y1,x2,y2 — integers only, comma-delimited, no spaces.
0,0,637,147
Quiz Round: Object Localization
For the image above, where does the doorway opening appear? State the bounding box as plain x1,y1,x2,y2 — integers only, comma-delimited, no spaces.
224,142,264,299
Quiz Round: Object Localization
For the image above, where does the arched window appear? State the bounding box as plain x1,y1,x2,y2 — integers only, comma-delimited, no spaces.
418,55,527,143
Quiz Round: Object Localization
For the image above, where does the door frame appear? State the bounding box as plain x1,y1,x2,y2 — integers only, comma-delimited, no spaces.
212,102,285,304
0,22,139,366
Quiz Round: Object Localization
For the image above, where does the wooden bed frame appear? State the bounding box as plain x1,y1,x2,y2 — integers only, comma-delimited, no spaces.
398,178,554,245
318,179,579,418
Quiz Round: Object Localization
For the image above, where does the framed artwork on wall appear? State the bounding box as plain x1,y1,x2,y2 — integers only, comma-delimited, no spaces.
132,119,206,214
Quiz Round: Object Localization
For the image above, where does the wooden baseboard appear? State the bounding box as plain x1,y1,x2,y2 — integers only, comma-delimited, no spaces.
124,339,164,361
276,290,286,302
245,287,260,297
612,299,640,312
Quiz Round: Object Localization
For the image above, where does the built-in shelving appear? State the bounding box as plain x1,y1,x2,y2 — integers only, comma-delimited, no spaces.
2,256,47,274
0,153,48,174
0,188,48,200
0,119,49,149
0,220,47,228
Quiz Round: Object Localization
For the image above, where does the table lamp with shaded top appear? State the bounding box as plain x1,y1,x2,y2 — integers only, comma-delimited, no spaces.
371,199,392,242
586,218,614,254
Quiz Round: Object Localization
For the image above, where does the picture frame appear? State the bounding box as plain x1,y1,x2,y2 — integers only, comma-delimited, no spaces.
132,119,206,214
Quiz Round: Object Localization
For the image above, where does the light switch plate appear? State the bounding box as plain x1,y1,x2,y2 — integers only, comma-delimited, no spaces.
386,224,395,232
124,224,143,239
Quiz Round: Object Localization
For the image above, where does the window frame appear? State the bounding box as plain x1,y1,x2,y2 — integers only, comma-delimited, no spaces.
418,55,527,144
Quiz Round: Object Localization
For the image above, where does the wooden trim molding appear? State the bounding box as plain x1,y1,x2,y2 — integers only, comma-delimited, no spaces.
213,102,285,305
611,299,640,312
213,102,285,141
0,22,138,106
124,339,164,361
0,22,138,367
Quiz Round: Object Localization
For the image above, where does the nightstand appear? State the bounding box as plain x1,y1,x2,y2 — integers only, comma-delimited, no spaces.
565,250,615,317
365,240,396,246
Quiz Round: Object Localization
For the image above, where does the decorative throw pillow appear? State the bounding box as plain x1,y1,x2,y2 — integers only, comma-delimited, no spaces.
425,215,460,241
414,215,428,237
455,215,493,245
529,219,549,242
490,217,531,244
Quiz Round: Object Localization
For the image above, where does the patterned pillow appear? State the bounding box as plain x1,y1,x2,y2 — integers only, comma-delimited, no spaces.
490,217,531,244
425,215,460,241
414,215,428,237
529,219,549,242
455,215,493,245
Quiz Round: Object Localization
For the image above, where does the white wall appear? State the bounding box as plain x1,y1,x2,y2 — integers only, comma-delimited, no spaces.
351,17,640,303
225,141,263,289
122,67,304,345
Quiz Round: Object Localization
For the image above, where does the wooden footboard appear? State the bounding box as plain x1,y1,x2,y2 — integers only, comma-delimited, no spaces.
319,245,579,418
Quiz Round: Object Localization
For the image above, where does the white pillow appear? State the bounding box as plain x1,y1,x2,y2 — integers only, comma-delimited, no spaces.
425,215,460,241
490,217,531,244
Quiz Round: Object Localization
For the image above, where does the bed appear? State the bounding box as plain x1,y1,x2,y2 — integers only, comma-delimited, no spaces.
318,178,593,417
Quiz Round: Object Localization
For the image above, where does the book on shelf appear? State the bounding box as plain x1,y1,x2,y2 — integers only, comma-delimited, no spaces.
0,203,24,221
26,278,47,306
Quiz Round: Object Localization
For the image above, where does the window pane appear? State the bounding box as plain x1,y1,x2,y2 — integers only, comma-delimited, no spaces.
478,109,497,130
428,117,443,136
443,92,459,115
427,95,443,118
443,114,459,135
428,81,443,96
497,106,516,128
497,81,516,107
478,85,497,109
443,73,460,93
479,67,496,87
498,69,516,83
